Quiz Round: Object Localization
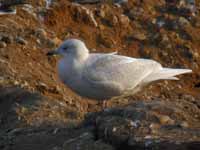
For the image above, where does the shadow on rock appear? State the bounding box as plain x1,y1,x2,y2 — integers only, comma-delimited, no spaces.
81,100,200,150
0,86,42,130
0,86,200,150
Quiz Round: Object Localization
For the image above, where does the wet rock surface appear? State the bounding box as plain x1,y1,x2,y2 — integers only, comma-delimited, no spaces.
0,0,200,149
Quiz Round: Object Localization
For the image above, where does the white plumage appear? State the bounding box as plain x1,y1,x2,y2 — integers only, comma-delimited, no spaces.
48,39,192,100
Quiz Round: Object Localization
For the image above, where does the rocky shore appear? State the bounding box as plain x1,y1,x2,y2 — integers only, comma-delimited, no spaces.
0,0,200,149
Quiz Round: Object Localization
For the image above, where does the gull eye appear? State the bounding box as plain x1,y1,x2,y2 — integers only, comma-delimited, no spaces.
63,47,68,51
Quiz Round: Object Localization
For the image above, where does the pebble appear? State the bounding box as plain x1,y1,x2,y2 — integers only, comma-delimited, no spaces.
51,37,62,46
99,24,105,30
180,121,189,128
22,4,37,18
14,80,20,85
48,86,60,94
149,123,160,134
74,0,101,4
158,115,175,125
178,17,191,27
145,139,153,147
144,135,152,139
21,81,29,88
111,16,118,26
128,7,144,20
129,120,140,128
114,0,128,5
36,82,48,92
194,19,200,27
0,41,7,48
193,52,199,59
98,34,114,48
16,37,27,45
0,34,13,44
46,38,57,47
119,14,130,27
52,146,62,150
149,123,160,130
99,9,106,18
160,34,172,49
132,32,147,41
46,0,54,9
73,4,98,27
112,127,117,132
156,19,166,28
35,28,47,39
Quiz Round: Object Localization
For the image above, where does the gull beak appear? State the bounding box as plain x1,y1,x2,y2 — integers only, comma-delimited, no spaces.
46,50,59,56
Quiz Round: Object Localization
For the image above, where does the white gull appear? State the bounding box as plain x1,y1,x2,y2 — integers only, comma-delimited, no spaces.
47,39,192,100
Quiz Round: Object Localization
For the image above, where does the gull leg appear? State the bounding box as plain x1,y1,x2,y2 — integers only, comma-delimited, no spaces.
103,100,108,109
98,100,108,109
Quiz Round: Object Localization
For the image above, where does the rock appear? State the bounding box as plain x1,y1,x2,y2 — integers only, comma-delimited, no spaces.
38,37,57,48
15,37,27,45
52,146,62,150
178,17,191,28
127,7,144,20
0,0,28,15
63,132,114,150
72,3,98,27
34,28,60,48
99,9,119,27
36,82,48,93
156,114,175,125
0,41,7,48
85,100,200,149
149,123,161,133
98,24,105,30
74,0,101,4
111,15,118,26
63,132,94,150
114,0,128,5
0,34,13,44
165,18,179,30
35,28,47,39
179,0,196,15
46,0,54,9
97,34,114,48
119,14,130,27
46,38,57,47
159,34,172,49
194,18,200,27
176,44,193,60
13,80,20,85
132,31,147,41
21,4,37,18
74,0,128,5
50,37,62,46
193,51,199,59
180,121,189,128
98,9,105,18
152,16,166,28
0,0,28,7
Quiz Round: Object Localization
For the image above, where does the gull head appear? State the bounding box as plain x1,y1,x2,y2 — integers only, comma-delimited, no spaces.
47,39,89,60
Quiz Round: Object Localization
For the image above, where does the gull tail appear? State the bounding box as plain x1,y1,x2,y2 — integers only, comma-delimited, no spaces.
144,68,192,83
